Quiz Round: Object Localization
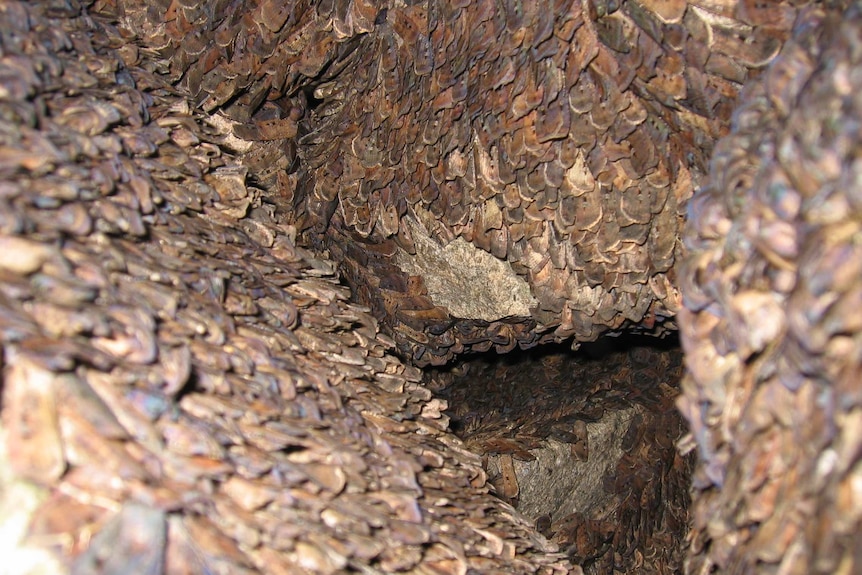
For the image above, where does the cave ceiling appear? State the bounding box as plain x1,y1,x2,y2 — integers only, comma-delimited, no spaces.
109,0,801,365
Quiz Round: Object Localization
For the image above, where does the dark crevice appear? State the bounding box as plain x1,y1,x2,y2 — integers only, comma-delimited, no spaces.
424,334,692,574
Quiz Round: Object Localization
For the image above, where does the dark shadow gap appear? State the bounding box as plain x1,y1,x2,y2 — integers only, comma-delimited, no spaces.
424,333,692,574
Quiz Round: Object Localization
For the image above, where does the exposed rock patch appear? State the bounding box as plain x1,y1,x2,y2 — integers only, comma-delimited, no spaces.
395,216,537,321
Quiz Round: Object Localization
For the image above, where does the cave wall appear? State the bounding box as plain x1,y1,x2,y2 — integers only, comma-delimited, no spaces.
0,0,860,574
106,0,801,365
0,2,570,572
678,5,862,572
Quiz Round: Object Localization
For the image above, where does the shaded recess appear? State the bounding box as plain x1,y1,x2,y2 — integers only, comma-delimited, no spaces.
427,335,692,574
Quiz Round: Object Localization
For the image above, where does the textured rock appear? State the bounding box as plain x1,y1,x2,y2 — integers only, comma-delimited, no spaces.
679,2,862,573
1,1,861,575
0,2,571,573
395,217,537,321
102,0,802,364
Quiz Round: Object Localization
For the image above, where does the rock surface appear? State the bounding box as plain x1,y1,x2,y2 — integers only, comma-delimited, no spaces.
0,2,571,573
679,3,862,573
0,1,860,574
106,0,802,364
